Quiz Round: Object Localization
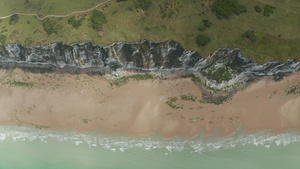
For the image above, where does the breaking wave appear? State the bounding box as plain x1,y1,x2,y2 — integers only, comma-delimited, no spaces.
0,126,299,154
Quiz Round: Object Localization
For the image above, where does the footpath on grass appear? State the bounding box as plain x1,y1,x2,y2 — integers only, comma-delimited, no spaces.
0,0,110,20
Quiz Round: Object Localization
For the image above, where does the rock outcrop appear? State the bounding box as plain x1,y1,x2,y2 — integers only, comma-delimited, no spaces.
0,40,201,70
0,40,299,89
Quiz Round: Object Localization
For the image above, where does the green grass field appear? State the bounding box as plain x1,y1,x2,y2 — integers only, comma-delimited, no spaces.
0,0,299,63
0,0,103,16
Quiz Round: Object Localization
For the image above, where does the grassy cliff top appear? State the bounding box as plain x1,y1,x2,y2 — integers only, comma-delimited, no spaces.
0,0,104,16
0,0,299,63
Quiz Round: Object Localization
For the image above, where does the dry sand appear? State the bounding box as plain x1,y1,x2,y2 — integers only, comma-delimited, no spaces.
0,68,299,138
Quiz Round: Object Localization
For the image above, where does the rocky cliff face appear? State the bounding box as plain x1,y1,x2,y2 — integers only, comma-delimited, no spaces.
194,48,300,89
0,40,201,70
0,40,299,88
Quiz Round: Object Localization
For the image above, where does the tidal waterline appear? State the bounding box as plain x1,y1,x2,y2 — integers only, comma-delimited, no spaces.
0,126,300,169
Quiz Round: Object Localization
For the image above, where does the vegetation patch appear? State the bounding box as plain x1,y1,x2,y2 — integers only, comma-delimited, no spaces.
198,25,206,32
180,94,197,102
43,19,62,34
203,66,233,84
111,73,154,87
199,98,209,104
135,0,153,11
286,86,300,95
225,61,242,73
255,6,262,13
181,74,205,85
68,16,82,28
196,34,211,47
198,19,212,32
158,0,181,19
9,14,19,25
166,101,181,109
169,97,178,102
0,34,6,44
126,73,154,80
263,5,275,16
212,0,247,19
81,119,92,124
3,80,34,88
166,96,182,109
243,30,257,42
238,4,247,13
202,19,212,28
91,10,107,31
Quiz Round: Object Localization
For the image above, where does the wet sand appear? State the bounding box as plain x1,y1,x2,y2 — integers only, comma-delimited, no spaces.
0,68,299,138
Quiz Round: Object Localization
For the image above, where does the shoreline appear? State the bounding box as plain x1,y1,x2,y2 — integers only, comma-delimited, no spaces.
0,68,299,138
1,125,300,156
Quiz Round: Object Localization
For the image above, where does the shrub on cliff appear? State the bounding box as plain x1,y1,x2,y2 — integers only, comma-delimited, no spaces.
68,16,82,28
135,0,153,11
202,19,212,28
263,5,275,16
238,5,247,13
196,34,211,47
255,6,262,13
198,20,212,32
9,14,19,25
198,25,206,32
0,34,6,44
212,0,247,19
243,30,256,42
42,19,62,34
91,10,107,31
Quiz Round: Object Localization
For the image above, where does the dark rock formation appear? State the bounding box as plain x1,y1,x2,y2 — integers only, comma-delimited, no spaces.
1,40,299,104
195,48,299,76
0,40,299,86
0,40,201,70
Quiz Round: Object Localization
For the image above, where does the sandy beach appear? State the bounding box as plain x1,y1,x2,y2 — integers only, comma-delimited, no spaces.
0,68,299,138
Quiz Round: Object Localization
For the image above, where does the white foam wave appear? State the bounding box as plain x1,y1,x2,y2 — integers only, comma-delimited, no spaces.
0,126,300,154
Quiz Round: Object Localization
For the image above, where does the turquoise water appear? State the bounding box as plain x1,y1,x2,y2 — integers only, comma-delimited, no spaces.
0,127,300,169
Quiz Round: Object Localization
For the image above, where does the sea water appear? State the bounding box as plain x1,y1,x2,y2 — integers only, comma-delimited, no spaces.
0,126,299,169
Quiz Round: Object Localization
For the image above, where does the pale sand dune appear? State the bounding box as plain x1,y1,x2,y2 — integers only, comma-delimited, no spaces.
0,69,299,138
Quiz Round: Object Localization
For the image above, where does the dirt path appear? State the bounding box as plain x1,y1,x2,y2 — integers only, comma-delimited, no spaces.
0,0,110,20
